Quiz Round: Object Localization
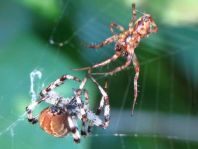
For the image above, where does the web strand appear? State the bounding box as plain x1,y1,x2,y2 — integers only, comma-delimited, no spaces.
29,70,42,101
49,0,71,47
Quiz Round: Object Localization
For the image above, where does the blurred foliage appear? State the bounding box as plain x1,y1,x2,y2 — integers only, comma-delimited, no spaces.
0,0,198,149
18,0,60,19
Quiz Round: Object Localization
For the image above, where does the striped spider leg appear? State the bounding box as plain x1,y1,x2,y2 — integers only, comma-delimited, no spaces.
78,74,110,131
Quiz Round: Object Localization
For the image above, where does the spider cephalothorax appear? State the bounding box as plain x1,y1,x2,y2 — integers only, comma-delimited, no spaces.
26,74,109,143
74,3,158,114
133,14,158,37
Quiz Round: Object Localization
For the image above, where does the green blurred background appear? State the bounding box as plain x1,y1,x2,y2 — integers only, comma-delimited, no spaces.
0,0,198,148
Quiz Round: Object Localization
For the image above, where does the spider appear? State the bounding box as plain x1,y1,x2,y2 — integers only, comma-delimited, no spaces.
74,3,158,114
26,74,109,143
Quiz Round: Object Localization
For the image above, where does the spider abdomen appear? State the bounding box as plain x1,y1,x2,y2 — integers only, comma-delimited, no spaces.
39,107,69,137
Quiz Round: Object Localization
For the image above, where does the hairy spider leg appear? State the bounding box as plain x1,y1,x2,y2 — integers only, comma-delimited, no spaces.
75,88,92,136
131,54,140,115
83,89,89,109
92,53,140,115
73,52,122,71
78,76,90,120
79,89,89,136
40,75,81,97
80,73,95,133
79,76,87,89
71,77,90,135
110,22,125,34
67,116,81,143
26,97,47,124
87,35,116,49
73,35,119,71
91,51,133,76
73,36,117,71
94,80,108,115
75,75,98,134
93,52,122,68
90,76,110,128
129,3,137,29
74,92,89,136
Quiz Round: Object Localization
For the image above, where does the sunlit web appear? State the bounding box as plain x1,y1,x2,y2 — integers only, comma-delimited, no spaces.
1,0,198,149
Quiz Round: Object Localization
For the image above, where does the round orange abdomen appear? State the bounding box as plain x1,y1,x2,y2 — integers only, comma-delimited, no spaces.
39,108,69,137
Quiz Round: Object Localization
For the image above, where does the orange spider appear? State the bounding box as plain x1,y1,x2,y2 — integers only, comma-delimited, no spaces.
74,3,158,115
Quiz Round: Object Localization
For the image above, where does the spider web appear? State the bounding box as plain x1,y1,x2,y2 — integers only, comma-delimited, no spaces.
0,0,198,149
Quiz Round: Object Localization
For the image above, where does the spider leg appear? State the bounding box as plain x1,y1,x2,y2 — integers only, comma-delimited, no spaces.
74,78,90,136
26,98,46,124
73,52,121,71
80,108,88,136
92,53,133,76
149,17,158,33
78,75,106,130
129,3,136,29
87,125,92,133
90,76,110,128
110,22,125,34
86,35,116,49
73,90,88,135
95,81,108,115
79,81,94,134
96,96,105,115
79,102,89,136
68,116,80,143
81,119,88,136
80,94,91,136
86,110,105,133
131,54,140,115
79,78,101,133
81,88,90,120
79,76,88,89
40,75,81,97
26,101,39,124
83,89,89,109
92,52,121,69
